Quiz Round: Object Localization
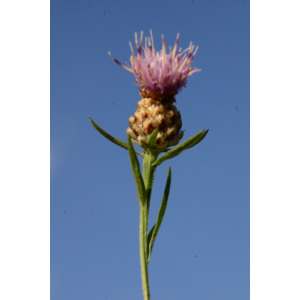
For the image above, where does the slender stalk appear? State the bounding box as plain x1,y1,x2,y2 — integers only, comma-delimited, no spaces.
140,204,150,300
139,151,157,300
143,152,158,211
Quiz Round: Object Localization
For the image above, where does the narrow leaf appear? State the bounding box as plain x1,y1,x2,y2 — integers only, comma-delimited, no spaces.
147,224,156,256
127,135,147,206
89,117,143,157
152,129,207,167
187,129,209,149
148,167,172,261
147,129,159,148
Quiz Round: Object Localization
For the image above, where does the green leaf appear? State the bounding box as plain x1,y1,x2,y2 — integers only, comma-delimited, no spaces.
147,167,172,262
147,224,156,255
187,129,209,149
147,129,159,148
89,117,143,157
152,129,208,167
127,135,147,206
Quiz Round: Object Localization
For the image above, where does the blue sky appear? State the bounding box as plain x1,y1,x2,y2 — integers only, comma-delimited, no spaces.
51,0,249,299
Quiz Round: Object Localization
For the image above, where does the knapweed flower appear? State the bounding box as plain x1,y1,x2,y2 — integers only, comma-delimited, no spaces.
91,31,208,300
109,31,200,149
109,30,200,99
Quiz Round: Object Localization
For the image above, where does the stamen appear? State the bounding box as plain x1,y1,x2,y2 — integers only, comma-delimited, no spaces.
162,35,166,66
129,42,138,66
149,30,155,58
139,31,143,47
108,52,134,73
150,29,154,48
192,46,199,59
188,69,201,76
134,32,139,48
173,33,179,59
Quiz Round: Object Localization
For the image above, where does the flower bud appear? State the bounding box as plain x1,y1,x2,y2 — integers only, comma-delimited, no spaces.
127,97,183,149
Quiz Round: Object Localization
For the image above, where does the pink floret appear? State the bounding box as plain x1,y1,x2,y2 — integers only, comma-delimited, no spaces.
109,31,200,97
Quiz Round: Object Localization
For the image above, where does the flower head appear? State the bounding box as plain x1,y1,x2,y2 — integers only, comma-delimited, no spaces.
109,31,200,99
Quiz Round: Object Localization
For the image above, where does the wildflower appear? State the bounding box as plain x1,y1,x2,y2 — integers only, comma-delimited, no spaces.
109,31,200,150
91,31,208,300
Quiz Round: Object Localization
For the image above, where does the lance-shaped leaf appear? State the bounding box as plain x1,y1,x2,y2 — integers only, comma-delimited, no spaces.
152,129,208,167
187,129,209,149
147,225,155,253
147,167,171,261
147,129,159,148
127,135,147,206
89,117,143,157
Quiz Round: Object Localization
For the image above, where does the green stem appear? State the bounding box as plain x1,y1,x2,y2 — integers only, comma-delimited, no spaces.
143,152,157,212
140,204,150,300
139,151,157,300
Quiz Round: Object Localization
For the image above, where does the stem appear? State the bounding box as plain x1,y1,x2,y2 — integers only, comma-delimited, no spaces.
143,152,157,212
140,204,150,300
139,151,157,300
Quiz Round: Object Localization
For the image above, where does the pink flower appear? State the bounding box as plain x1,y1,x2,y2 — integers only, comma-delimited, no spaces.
109,31,200,99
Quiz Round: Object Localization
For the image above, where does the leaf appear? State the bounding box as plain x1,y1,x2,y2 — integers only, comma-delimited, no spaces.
187,129,209,149
89,117,143,157
147,129,159,148
127,135,147,206
147,224,156,256
152,129,208,167
147,167,172,262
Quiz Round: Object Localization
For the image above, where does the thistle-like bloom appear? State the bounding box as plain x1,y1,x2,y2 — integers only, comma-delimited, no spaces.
108,31,200,150
109,31,200,99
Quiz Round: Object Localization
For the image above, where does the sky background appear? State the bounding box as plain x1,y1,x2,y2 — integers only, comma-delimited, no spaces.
51,0,249,299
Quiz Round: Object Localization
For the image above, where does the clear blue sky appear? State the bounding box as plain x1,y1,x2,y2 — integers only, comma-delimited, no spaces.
51,0,249,299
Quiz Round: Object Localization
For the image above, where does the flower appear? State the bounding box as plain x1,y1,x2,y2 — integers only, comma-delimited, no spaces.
126,97,183,149
109,31,200,99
